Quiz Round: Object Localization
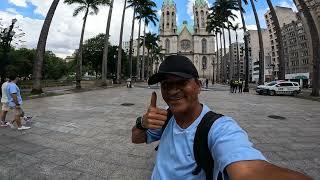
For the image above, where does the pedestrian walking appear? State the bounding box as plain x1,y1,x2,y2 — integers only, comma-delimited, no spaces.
1,78,9,127
5,74,30,130
205,78,209,89
131,55,311,180
230,79,234,93
234,79,239,93
238,79,243,93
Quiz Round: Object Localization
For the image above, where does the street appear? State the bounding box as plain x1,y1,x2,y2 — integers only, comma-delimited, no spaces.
0,84,319,179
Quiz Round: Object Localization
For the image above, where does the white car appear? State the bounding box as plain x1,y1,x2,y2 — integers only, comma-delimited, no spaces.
256,81,301,96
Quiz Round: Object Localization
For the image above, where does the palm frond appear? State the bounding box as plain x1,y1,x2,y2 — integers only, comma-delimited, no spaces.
73,5,87,17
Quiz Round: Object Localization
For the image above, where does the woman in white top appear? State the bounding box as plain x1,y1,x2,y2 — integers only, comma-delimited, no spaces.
1,78,9,126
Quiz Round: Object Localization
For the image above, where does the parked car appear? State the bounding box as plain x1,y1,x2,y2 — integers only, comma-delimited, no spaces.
256,81,301,96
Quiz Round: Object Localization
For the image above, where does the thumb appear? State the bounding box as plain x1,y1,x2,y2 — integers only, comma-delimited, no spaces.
150,91,157,108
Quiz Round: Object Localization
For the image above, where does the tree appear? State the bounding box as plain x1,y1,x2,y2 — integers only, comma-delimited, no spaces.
127,0,157,80
64,0,110,88
32,0,60,94
265,0,285,80
249,0,264,85
136,4,158,80
293,0,320,96
207,0,240,82
207,17,222,83
102,0,114,84
141,32,159,78
83,34,105,77
232,23,241,80
116,0,127,83
237,0,250,92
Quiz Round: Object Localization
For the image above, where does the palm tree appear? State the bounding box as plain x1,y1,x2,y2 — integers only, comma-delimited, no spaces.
207,0,240,82
127,0,157,80
136,18,142,79
232,23,240,80
249,0,264,85
102,0,114,84
293,0,320,96
227,23,232,80
64,0,110,89
32,0,60,94
136,6,158,80
141,32,158,78
265,0,285,80
116,0,127,83
237,0,250,92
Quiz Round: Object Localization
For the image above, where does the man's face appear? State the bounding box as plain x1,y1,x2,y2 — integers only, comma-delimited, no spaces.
160,75,201,114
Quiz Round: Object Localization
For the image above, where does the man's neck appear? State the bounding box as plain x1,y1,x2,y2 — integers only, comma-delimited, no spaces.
174,103,203,129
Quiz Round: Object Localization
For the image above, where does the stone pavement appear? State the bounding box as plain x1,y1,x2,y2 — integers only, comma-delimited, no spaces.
0,84,319,179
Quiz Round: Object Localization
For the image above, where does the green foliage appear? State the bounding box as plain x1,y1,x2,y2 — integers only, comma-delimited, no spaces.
4,48,68,80
82,33,131,79
43,51,67,80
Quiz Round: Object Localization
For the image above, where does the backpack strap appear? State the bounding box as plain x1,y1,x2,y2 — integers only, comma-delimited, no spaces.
154,109,173,151
192,111,224,180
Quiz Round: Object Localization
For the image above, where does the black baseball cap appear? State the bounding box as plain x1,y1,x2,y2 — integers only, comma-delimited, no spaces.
148,55,199,85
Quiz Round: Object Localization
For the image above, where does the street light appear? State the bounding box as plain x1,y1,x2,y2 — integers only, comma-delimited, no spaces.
0,18,18,83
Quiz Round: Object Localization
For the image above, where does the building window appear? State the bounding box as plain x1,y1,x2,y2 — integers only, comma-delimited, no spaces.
202,39,207,53
202,56,207,69
165,39,170,54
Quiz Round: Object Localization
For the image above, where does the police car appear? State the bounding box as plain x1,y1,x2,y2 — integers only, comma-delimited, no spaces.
256,81,301,96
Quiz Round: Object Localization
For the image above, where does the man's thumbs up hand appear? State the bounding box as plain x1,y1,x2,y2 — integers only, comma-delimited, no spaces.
142,92,168,129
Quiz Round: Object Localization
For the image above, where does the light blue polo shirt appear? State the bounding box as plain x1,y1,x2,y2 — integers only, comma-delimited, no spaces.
7,82,23,107
146,105,266,180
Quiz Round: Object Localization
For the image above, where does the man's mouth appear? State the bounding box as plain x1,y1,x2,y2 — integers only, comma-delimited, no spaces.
168,95,184,101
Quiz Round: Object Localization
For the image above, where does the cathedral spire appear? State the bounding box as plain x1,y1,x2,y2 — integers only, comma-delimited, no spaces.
195,0,206,7
163,0,175,7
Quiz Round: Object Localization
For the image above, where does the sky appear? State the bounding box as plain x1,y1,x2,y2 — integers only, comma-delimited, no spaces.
0,0,298,58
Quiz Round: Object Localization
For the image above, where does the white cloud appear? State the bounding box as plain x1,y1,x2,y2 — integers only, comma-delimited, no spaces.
8,0,27,7
277,0,298,12
186,0,209,20
247,25,258,30
6,8,19,14
1,0,147,58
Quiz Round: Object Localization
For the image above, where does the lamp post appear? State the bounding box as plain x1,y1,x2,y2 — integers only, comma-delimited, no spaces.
0,18,17,83
212,57,215,85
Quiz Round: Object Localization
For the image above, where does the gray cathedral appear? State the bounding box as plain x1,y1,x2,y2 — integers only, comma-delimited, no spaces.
158,0,216,81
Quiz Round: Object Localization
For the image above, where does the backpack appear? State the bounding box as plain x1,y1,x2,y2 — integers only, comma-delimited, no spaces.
155,110,225,180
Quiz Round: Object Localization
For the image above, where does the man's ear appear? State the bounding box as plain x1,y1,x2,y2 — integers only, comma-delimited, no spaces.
194,79,201,93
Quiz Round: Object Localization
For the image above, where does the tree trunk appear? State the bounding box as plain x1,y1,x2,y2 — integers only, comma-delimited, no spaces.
136,19,142,80
102,0,114,84
228,26,232,81
220,32,223,82
32,0,60,94
141,21,146,80
222,28,227,82
238,0,249,92
236,30,240,80
266,0,285,80
215,32,219,83
116,0,127,83
294,0,320,96
147,49,150,79
250,0,264,85
75,6,89,89
128,8,136,80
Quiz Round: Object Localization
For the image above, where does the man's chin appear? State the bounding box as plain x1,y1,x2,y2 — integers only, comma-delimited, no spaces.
168,102,186,113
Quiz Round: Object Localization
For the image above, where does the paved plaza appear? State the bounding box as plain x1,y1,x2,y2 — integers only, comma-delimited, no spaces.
0,84,319,179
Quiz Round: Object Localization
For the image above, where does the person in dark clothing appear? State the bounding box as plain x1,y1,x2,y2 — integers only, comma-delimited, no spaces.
205,79,209,89
238,80,243,93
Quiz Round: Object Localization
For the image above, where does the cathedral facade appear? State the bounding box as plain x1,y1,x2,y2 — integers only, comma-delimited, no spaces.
158,0,216,81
